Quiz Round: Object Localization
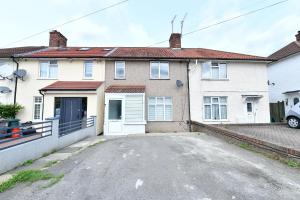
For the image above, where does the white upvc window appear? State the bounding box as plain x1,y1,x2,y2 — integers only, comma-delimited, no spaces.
202,61,227,79
115,61,125,79
148,97,172,121
83,60,93,79
150,61,169,79
203,96,227,120
33,96,43,121
39,60,58,79
125,95,144,122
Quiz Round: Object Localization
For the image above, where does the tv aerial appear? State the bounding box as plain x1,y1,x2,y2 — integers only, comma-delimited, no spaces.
171,15,177,33
180,13,188,34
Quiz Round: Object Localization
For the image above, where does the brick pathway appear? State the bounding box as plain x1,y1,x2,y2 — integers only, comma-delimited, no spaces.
224,124,300,152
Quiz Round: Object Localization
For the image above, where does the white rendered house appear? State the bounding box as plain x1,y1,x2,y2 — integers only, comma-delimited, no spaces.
189,60,270,124
268,31,300,115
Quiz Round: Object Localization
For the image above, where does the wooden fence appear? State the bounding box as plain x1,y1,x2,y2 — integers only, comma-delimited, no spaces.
270,101,285,122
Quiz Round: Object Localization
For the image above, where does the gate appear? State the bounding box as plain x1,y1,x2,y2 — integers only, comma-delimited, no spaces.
270,101,285,122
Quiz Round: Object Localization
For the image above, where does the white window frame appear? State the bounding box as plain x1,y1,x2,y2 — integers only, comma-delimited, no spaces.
115,61,126,79
39,60,58,79
148,96,173,121
202,61,227,80
83,60,93,79
150,61,169,79
33,96,43,121
203,96,228,121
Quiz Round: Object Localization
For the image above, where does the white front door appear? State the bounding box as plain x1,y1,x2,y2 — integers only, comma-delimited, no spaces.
246,101,255,123
107,99,124,135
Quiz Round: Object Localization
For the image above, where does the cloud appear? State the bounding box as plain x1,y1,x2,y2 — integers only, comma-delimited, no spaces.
127,23,154,46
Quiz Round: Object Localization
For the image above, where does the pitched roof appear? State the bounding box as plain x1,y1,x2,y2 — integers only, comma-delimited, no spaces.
20,46,268,61
268,42,300,61
40,81,103,91
0,46,46,58
109,47,268,61
22,47,113,58
105,85,145,93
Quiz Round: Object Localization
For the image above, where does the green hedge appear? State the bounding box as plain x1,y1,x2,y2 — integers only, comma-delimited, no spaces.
0,104,24,119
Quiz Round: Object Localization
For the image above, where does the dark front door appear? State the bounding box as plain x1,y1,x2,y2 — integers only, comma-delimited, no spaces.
60,98,83,124
57,97,86,135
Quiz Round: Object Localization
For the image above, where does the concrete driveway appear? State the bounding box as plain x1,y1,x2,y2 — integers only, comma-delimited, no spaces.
1,133,300,200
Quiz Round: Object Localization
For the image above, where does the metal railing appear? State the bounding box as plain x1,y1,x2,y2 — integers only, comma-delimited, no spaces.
0,121,52,150
58,117,94,137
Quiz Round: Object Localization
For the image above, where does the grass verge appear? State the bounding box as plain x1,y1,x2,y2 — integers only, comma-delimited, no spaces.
42,149,57,157
43,160,59,168
237,142,300,169
0,170,63,193
21,159,34,167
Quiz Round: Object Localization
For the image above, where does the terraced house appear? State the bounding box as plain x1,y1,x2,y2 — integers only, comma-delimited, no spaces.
0,30,271,135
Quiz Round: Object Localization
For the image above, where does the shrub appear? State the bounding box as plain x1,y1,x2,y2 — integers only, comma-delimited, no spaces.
0,104,24,119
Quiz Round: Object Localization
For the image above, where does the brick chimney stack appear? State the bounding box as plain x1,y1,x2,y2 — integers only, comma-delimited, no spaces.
169,33,181,48
49,30,67,47
296,31,300,42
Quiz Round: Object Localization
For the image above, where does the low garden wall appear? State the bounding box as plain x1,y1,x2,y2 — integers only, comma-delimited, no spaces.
0,117,97,174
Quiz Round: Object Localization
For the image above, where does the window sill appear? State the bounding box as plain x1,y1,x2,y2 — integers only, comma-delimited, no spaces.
83,77,94,80
149,79,170,80
124,121,147,125
203,119,229,122
114,78,126,80
148,120,173,122
37,78,58,80
201,78,229,81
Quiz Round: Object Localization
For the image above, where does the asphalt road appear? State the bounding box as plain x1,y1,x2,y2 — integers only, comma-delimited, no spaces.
1,133,300,200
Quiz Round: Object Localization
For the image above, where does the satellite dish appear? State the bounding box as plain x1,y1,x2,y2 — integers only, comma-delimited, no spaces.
13,69,27,80
0,86,12,94
176,80,183,88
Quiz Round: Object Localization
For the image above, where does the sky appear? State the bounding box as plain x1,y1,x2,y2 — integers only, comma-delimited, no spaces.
0,0,299,56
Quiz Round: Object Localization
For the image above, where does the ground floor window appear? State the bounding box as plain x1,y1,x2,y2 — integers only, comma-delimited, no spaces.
125,95,144,122
203,96,227,120
33,96,43,121
148,97,172,121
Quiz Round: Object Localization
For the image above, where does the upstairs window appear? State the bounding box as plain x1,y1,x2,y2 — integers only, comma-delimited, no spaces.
39,60,58,79
150,61,169,79
115,61,125,79
202,62,227,79
84,61,93,79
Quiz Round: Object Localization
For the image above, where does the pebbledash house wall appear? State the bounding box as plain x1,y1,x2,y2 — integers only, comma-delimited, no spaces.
105,60,190,132
14,58,105,133
189,60,270,124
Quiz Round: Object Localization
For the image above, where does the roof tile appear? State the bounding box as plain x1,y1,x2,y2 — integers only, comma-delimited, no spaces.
0,46,46,58
268,42,300,61
41,81,103,91
105,85,145,93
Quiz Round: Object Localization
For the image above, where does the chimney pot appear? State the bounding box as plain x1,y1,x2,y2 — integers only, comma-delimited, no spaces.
49,30,67,47
169,33,181,48
296,31,300,42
